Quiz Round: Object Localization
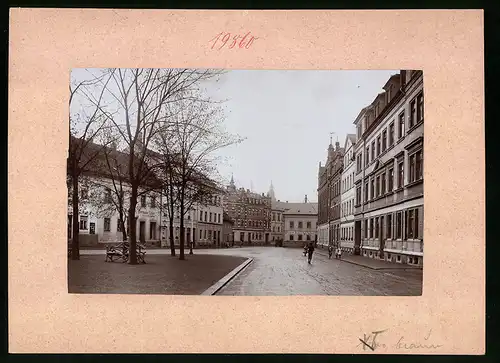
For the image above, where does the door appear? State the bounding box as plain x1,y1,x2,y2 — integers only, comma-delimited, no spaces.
139,221,146,243
354,221,361,255
89,222,96,235
150,222,156,240
265,233,269,243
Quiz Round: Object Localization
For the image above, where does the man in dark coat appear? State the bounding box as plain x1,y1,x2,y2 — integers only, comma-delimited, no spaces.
307,241,315,264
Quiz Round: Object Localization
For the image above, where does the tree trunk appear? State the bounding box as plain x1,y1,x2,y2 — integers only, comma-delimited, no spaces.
179,203,185,260
71,172,80,260
120,214,127,242
128,189,138,264
169,216,175,256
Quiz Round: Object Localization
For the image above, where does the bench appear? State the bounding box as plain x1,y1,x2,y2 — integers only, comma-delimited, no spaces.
105,241,146,263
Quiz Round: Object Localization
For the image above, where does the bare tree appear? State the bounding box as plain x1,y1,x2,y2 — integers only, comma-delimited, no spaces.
91,68,223,264
156,94,244,260
68,70,115,260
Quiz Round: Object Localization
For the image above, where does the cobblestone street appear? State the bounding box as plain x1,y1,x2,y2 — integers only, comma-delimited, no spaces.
79,246,423,295
211,247,422,296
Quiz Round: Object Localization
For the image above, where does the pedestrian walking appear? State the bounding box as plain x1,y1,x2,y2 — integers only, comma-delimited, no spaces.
303,244,308,257
335,247,342,259
328,245,333,259
307,241,315,264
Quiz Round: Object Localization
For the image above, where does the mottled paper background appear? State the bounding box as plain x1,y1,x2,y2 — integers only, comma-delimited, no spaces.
8,9,484,354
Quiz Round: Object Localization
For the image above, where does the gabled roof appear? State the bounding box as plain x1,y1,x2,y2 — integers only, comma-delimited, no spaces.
274,202,318,215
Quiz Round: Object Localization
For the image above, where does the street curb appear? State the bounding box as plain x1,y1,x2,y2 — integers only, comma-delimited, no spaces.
201,258,253,296
315,251,421,271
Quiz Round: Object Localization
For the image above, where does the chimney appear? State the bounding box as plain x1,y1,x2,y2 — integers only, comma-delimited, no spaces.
305,195,308,203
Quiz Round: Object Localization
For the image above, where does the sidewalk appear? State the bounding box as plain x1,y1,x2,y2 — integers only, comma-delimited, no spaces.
316,250,422,270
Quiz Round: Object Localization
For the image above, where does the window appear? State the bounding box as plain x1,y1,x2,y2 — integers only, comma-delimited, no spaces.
298,221,303,229
364,219,368,238
409,98,417,128
398,111,405,138
371,141,375,160
396,212,403,239
204,211,207,222
105,188,112,204
406,208,420,239
381,173,386,194
290,221,294,229
375,217,379,238
398,161,404,188
218,214,221,223
365,146,370,165
370,179,375,199
389,123,395,146
278,214,281,221
417,93,424,123
81,188,88,200
79,216,88,230
376,136,381,156
416,150,423,180
272,213,276,221
298,234,303,241
307,221,311,229
364,182,369,202
199,211,203,220
369,218,374,238
388,168,394,191
208,230,212,240
375,176,380,197
104,217,111,232
151,196,156,208
290,235,294,241
117,219,122,232
209,212,212,222
357,124,362,138
306,235,311,241
140,195,146,207
382,130,387,151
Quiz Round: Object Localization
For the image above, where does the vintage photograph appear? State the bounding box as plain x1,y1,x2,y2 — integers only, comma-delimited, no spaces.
68,69,424,296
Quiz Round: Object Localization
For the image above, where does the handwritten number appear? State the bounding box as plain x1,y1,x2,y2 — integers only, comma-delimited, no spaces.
229,35,240,49
209,32,224,50
219,33,231,50
210,32,257,50
245,36,257,49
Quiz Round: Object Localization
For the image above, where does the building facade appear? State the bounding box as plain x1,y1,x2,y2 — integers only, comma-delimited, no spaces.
353,70,424,266
277,197,318,247
222,212,235,247
317,140,344,248
329,142,344,248
222,176,272,245
340,134,357,253
268,182,285,242
161,194,224,248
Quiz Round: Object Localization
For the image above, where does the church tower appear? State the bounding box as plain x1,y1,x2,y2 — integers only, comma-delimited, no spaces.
267,181,276,202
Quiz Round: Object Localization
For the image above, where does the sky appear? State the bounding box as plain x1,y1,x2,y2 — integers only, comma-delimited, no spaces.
71,69,398,203
201,70,398,203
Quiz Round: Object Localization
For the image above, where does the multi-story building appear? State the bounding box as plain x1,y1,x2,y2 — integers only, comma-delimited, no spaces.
317,140,344,248
279,196,318,247
340,134,357,253
67,141,163,247
222,212,235,246
222,176,272,244
267,182,285,242
161,192,224,248
353,70,424,266
329,142,344,248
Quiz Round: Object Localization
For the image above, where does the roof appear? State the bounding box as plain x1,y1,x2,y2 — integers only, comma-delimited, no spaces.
274,202,318,215
347,133,356,144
